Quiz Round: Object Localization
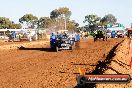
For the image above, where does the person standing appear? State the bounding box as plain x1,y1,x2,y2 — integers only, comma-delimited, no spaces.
76,33,80,41
82,32,85,39
50,32,56,43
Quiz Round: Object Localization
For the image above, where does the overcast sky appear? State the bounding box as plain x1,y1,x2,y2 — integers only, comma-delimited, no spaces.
0,0,132,27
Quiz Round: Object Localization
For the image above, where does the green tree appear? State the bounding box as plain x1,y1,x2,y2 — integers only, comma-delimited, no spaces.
38,17,53,28
10,23,22,29
0,17,12,29
0,17,22,29
67,20,79,31
19,14,38,28
50,9,60,19
50,7,71,20
100,14,117,26
57,7,71,19
84,14,101,31
84,14,101,25
50,7,72,31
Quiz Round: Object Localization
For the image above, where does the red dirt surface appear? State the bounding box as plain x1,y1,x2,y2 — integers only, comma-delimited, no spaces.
96,39,132,88
0,38,123,88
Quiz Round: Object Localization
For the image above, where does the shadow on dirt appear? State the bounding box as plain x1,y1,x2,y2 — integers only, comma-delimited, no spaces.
117,59,130,67
72,63,90,66
18,41,80,52
75,40,124,88
18,46,54,52
111,60,129,70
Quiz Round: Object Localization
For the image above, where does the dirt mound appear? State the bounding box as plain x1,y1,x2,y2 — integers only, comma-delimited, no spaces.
96,39,132,88
0,38,123,88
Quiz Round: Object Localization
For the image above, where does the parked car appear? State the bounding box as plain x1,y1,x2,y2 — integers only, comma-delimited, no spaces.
0,35,9,40
117,32,124,38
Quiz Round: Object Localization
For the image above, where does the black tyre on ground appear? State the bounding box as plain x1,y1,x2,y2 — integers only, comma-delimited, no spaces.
76,76,87,88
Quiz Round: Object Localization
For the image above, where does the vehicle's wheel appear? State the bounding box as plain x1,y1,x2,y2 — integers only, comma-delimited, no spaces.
69,46,73,50
73,42,76,46
71,46,74,50
56,47,59,52
106,37,107,41
94,38,97,42
73,42,76,48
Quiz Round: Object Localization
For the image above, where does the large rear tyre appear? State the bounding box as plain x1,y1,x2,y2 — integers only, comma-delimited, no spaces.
70,44,75,50
56,46,59,52
105,37,107,41
94,38,97,42
71,46,74,50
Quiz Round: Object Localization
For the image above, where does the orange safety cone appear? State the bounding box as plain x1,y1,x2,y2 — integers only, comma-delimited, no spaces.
78,66,86,75
130,57,132,69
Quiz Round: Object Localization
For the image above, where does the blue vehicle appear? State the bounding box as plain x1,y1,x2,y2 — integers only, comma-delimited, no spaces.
111,31,116,38
50,32,76,52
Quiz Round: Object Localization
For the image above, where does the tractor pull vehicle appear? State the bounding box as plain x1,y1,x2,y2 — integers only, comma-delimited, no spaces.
94,30,107,41
50,32,76,52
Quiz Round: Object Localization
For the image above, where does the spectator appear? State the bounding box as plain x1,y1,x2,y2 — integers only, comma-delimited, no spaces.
76,33,80,41
111,31,116,38
82,32,85,39
50,32,56,43
12,31,16,41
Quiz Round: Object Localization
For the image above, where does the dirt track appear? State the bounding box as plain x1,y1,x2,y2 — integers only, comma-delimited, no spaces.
0,38,123,88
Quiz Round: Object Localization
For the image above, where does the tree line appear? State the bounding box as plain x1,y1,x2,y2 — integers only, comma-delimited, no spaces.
0,7,79,32
83,14,117,32
0,7,117,32
0,17,22,29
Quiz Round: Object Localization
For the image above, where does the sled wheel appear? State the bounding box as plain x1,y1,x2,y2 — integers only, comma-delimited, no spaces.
76,76,86,87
